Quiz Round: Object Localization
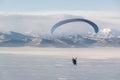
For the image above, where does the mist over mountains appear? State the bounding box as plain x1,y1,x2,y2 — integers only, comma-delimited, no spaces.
0,30,119,47
0,11,120,47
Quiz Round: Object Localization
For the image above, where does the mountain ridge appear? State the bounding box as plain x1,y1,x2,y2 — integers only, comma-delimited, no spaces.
0,31,120,47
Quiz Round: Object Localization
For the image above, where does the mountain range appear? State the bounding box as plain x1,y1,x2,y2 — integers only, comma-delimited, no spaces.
0,31,120,47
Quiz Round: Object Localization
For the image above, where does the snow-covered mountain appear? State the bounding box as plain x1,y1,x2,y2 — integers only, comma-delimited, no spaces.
0,31,32,47
0,31,119,47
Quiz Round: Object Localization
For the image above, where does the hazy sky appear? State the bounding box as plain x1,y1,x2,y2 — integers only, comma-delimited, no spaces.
0,0,120,11
0,0,120,35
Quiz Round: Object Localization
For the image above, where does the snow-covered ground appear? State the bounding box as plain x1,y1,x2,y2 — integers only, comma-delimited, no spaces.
0,47,120,80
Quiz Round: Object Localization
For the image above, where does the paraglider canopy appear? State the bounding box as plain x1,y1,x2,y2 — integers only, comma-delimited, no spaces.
51,18,99,34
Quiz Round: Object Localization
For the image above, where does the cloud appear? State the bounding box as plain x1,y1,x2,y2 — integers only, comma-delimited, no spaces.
0,11,120,35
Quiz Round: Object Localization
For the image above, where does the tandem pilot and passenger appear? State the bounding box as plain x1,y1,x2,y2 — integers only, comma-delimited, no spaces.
72,57,77,65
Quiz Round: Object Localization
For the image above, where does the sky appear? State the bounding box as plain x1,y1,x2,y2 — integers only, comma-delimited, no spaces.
0,0,120,35
0,0,120,11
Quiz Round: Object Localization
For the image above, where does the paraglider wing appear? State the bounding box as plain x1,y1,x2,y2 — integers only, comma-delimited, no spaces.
51,18,99,34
